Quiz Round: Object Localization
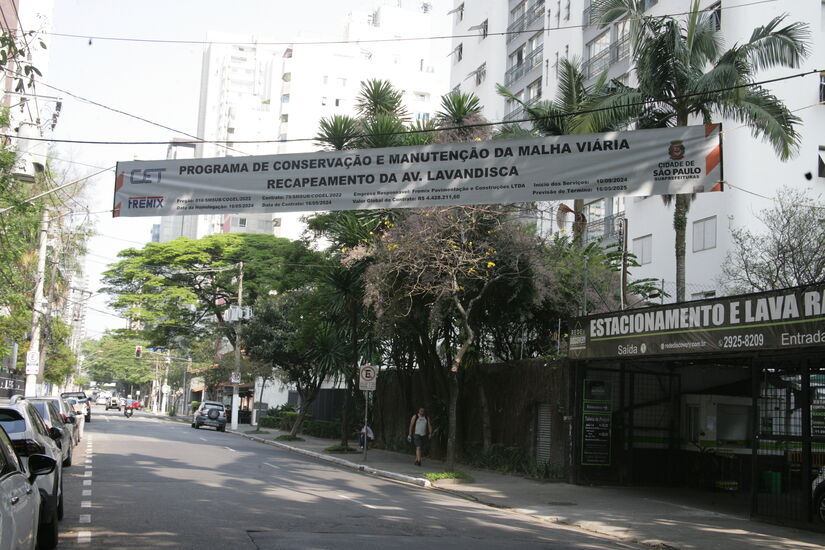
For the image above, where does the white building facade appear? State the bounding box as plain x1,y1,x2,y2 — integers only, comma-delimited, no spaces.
160,1,453,245
450,0,825,302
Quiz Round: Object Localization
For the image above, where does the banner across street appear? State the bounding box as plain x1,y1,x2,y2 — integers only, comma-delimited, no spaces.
113,125,722,218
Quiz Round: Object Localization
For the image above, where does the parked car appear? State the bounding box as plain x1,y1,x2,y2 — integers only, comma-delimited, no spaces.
27,399,74,467
814,466,825,523
95,396,107,406
0,423,56,550
60,392,90,422
62,399,86,441
0,399,63,549
24,396,79,447
192,401,227,431
105,396,121,411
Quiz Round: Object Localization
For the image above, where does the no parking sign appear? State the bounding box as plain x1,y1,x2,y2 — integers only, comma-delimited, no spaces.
359,365,378,392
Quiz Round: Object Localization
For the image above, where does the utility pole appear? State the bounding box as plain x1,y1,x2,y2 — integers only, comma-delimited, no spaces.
617,217,629,310
231,261,243,431
160,351,170,413
25,210,49,396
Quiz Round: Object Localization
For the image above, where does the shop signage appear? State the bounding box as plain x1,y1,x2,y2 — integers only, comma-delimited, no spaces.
814,408,825,437
570,283,825,360
581,379,612,466
113,125,721,217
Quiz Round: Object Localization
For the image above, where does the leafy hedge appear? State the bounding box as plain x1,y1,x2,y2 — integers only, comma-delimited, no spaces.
259,410,341,439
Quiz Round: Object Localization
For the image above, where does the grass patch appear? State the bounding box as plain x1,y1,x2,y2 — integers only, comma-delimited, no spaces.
276,434,304,441
325,444,359,453
245,429,270,434
423,471,473,482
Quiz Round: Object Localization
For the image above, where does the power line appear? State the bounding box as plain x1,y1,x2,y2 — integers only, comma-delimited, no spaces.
3,69,819,147
36,0,777,47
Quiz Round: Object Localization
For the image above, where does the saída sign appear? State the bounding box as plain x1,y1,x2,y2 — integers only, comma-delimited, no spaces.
569,284,825,360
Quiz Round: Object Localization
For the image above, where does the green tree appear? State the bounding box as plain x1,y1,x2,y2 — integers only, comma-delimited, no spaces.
82,334,154,392
591,0,809,301
101,233,324,346
243,289,346,436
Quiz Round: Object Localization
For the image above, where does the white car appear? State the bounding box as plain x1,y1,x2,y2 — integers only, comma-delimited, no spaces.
0,417,58,550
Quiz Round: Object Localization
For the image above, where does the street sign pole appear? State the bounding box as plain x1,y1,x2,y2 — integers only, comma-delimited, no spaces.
363,390,369,461
358,364,378,461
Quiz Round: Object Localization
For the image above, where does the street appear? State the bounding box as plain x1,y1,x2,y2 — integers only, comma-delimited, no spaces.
55,408,643,550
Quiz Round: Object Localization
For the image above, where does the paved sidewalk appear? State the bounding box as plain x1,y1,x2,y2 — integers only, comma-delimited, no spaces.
179,416,825,550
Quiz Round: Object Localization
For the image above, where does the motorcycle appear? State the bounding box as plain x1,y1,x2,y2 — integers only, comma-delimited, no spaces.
124,407,133,418
124,399,138,418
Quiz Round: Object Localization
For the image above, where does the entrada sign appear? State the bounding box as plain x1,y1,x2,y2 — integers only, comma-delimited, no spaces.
113,125,721,217
570,284,825,359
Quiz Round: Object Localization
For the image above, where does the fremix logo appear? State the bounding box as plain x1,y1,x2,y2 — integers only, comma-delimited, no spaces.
128,196,165,209
129,168,166,185
668,140,685,160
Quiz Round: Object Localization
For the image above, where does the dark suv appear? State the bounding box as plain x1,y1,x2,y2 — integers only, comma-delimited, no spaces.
814,467,825,524
192,401,227,431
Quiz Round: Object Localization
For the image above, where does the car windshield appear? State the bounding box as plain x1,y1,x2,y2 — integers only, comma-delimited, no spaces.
0,409,27,434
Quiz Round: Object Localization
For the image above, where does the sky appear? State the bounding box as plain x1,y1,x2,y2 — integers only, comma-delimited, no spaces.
43,0,447,339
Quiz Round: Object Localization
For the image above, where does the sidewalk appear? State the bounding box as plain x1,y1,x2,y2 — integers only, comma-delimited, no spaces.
208,420,824,550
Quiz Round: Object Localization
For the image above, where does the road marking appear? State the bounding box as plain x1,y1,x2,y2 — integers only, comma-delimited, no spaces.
338,494,377,509
78,531,91,544
85,465,93,469
81,501,91,508
83,480,92,486
223,446,236,452
199,437,207,442
83,489,91,496
264,462,280,469
79,514,91,524
83,471,92,477
104,416,110,422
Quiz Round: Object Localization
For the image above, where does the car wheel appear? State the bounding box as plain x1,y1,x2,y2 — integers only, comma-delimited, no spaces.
63,446,72,467
86,414,91,422
816,491,825,523
193,422,200,429
218,425,226,432
36,506,59,549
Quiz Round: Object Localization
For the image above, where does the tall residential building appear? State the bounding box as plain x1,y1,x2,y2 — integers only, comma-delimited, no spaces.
159,1,452,244
450,0,825,302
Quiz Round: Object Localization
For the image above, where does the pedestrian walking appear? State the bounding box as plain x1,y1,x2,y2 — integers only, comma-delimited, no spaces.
356,424,374,449
408,407,432,466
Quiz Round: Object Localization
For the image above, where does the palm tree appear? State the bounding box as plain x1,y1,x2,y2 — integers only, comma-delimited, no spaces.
590,0,809,302
497,58,616,243
435,91,489,143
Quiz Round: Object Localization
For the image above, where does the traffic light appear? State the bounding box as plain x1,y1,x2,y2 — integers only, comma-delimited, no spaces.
135,346,142,358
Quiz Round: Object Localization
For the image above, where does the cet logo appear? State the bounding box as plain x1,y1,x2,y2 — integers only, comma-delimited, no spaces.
129,168,166,185
668,140,685,160
128,196,165,209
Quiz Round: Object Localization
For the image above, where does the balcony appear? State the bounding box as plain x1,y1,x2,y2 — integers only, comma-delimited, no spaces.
507,1,545,44
582,211,625,246
504,44,543,86
582,36,630,80
503,108,524,122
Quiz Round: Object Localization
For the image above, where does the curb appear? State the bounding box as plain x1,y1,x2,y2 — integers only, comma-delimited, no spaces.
228,430,433,488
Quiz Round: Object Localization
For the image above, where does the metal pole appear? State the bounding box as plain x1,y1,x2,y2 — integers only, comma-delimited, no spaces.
363,390,369,461
25,209,49,397
160,352,170,413
231,261,244,431
620,217,628,310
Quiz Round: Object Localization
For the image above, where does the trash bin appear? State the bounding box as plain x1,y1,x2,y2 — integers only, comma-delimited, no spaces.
761,471,781,493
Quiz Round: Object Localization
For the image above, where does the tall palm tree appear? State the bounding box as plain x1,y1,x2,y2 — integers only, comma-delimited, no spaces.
497,58,615,243
435,91,489,143
590,0,809,302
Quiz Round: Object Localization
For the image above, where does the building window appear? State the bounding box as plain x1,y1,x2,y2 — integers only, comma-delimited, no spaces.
564,0,570,20
475,63,487,86
453,43,463,63
481,19,488,38
280,114,288,123
692,216,717,252
278,134,287,141
708,2,721,30
281,94,290,103
335,98,343,107
632,234,653,265
819,146,825,178
282,72,291,82
322,75,328,85
238,218,247,228
451,2,463,23
321,96,327,106
416,112,430,121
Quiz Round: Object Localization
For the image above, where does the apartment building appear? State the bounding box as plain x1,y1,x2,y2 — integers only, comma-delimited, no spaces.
450,0,825,301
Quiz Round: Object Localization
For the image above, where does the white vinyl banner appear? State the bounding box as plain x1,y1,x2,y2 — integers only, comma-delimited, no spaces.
113,125,721,218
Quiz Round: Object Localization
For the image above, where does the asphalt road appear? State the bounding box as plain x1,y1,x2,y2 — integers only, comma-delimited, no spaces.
56,407,644,550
